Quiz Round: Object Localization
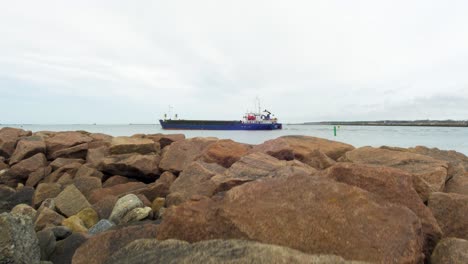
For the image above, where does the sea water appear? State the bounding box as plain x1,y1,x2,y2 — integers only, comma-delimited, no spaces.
2,124,468,155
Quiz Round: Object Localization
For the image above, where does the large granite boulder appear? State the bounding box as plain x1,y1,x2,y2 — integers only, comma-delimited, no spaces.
166,161,226,206
72,223,159,264
6,153,47,186
250,138,295,160
92,195,118,219
0,127,31,159
159,137,218,173
73,176,102,199
9,136,46,165
45,132,93,160
109,136,159,155
323,163,442,257
199,139,251,168
428,192,468,240
49,158,85,171
279,135,356,160
388,146,468,196
88,182,146,204
0,212,40,264
431,237,468,264
54,185,91,217
26,166,52,187
105,239,360,264
86,146,109,168
144,133,185,149
49,143,89,160
340,146,449,201
98,153,160,181
43,162,82,183
158,175,424,263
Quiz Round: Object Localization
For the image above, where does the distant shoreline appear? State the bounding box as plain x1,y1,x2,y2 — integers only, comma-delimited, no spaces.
302,120,468,127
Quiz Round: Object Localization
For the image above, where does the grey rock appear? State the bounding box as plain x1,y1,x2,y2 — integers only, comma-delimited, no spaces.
431,237,468,264
109,194,143,224
37,229,56,261
88,219,115,235
0,186,34,213
48,226,72,240
49,232,88,264
0,212,40,264
11,203,37,220
105,239,361,264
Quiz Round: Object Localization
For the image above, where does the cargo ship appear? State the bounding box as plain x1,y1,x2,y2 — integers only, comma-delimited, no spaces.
159,109,282,130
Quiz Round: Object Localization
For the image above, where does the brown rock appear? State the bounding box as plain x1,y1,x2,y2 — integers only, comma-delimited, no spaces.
166,161,226,206
262,135,355,161
136,171,176,202
102,175,132,188
55,185,91,217
86,146,109,168
34,207,65,231
159,137,218,173
73,176,102,199
92,195,118,219
250,138,295,160
428,192,468,240
89,133,113,147
8,153,47,181
45,131,93,159
44,162,82,183
405,146,468,196
26,166,52,187
56,172,74,186
0,127,31,159
74,164,104,180
323,163,442,257
98,153,160,181
33,183,62,207
144,133,185,149
72,223,159,264
88,182,146,204
158,175,424,263
136,194,152,207
199,139,251,168
109,136,159,155
49,143,88,160
9,136,46,165
0,160,8,170
49,158,85,171
105,239,358,264
211,152,316,194
340,146,449,199
431,237,468,264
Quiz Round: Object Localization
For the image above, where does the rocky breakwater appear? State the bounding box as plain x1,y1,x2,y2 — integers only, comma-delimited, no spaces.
0,127,467,263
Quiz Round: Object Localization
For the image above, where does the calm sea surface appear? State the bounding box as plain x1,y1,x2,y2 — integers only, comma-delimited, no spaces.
2,124,468,155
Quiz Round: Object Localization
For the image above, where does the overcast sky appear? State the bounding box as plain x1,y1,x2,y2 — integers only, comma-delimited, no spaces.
1,1,467,124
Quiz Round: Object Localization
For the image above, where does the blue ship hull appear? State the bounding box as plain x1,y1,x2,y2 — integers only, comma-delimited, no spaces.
159,120,282,130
